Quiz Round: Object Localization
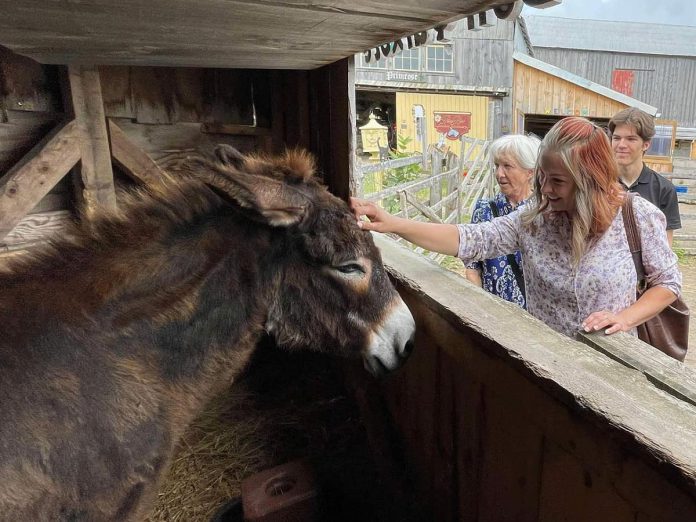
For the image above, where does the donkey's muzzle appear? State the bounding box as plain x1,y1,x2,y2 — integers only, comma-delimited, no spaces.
364,297,416,377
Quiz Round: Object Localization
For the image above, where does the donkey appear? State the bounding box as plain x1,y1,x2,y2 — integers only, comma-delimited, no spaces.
0,145,415,521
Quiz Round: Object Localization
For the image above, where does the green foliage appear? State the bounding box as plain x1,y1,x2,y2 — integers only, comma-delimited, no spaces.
385,135,422,185
379,135,424,214
439,255,464,272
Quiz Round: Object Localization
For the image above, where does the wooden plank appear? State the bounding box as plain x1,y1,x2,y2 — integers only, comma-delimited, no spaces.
366,168,453,201
98,66,135,119
0,110,62,174
202,69,255,126
108,118,257,168
309,59,354,201
130,67,176,125
0,210,72,249
107,119,164,185
667,173,696,180
200,123,271,136
283,71,311,151
579,331,696,408
538,441,635,522
67,65,117,215
0,119,80,241
430,189,458,214
269,71,285,155
0,1,490,69
404,191,442,223
359,154,423,174
375,238,696,520
0,46,62,113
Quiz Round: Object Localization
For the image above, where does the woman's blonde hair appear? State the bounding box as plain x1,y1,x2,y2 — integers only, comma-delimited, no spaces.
523,117,623,264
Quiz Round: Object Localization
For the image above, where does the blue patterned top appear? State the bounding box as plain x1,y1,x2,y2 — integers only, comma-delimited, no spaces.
465,192,526,309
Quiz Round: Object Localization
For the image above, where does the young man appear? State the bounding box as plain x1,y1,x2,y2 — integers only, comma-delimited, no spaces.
608,108,681,245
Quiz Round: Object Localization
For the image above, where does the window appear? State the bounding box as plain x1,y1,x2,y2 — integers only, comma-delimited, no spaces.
425,45,453,73
394,48,421,71
646,123,674,158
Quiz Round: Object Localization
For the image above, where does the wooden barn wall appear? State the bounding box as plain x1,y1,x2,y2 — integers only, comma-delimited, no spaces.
513,60,628,131
355,17,517,136
1,47,354,254
533,47,696,128
350,236,696,522
0,47,72,253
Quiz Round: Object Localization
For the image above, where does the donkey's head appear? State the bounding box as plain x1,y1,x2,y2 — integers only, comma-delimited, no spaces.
186,145,415,376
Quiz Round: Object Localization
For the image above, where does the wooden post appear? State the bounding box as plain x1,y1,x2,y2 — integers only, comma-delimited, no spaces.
429,149,442,213
0,120,80,241
67,65,117,217
419,117,428,169
308,58,355,202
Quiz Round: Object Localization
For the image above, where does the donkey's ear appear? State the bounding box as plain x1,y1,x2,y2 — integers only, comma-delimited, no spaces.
214,144,246,169
187,158,310,227
233,171,311,226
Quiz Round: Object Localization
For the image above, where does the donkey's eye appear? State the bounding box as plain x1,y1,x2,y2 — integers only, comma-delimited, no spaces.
335,263,365,275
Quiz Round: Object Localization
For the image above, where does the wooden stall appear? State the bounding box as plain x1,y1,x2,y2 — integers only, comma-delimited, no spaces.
354,236,696,522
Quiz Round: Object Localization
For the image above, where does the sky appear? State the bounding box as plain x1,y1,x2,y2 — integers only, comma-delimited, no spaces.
521,0,696,27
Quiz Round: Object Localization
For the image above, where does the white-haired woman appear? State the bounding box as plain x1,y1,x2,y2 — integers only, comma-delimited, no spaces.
464,134,541,309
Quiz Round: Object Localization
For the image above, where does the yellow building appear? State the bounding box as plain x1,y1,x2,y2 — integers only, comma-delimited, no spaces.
395,92,489,154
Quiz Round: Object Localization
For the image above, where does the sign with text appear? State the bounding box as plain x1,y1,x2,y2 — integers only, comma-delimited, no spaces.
385,71,424,82
433,112,471,140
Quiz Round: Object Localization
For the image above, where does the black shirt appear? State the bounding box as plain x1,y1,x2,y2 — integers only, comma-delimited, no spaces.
620,164,681,230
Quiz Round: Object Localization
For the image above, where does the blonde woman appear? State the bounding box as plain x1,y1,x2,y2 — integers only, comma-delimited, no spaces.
351,117,680,338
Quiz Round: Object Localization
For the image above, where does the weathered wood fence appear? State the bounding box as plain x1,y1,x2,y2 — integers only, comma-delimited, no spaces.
357,137,495,262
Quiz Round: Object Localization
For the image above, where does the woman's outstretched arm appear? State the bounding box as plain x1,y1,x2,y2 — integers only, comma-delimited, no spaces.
350,197,460,257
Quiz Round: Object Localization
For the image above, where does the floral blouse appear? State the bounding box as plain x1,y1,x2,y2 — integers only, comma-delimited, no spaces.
456,196,681,338
466,192,527,309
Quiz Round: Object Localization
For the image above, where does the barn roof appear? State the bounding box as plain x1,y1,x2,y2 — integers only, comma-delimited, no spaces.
513,52,659,116
0,0,538,69
524,15,696,58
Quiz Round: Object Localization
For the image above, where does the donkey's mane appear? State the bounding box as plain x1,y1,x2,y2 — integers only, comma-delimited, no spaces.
1,149,319,282
1,176,224,279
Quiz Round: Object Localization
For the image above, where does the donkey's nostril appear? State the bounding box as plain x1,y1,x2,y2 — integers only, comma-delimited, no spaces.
402,339,415,358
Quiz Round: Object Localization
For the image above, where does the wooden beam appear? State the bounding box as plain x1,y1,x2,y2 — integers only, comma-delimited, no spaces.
107,119,164,185
308,57,355,202
200,123,271,136
0,119,80,240
67,65,117,216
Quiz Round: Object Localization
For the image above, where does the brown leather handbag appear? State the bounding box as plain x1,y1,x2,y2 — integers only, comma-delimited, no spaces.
622,193,690,361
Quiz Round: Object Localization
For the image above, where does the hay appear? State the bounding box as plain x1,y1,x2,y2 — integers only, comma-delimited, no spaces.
147,387,275,522
147,344,378,522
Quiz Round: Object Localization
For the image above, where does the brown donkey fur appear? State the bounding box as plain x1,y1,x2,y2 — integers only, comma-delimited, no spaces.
0,146,415,521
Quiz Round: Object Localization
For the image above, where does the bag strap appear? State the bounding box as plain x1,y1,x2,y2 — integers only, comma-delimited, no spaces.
489,199,526,297
621,193,647,288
